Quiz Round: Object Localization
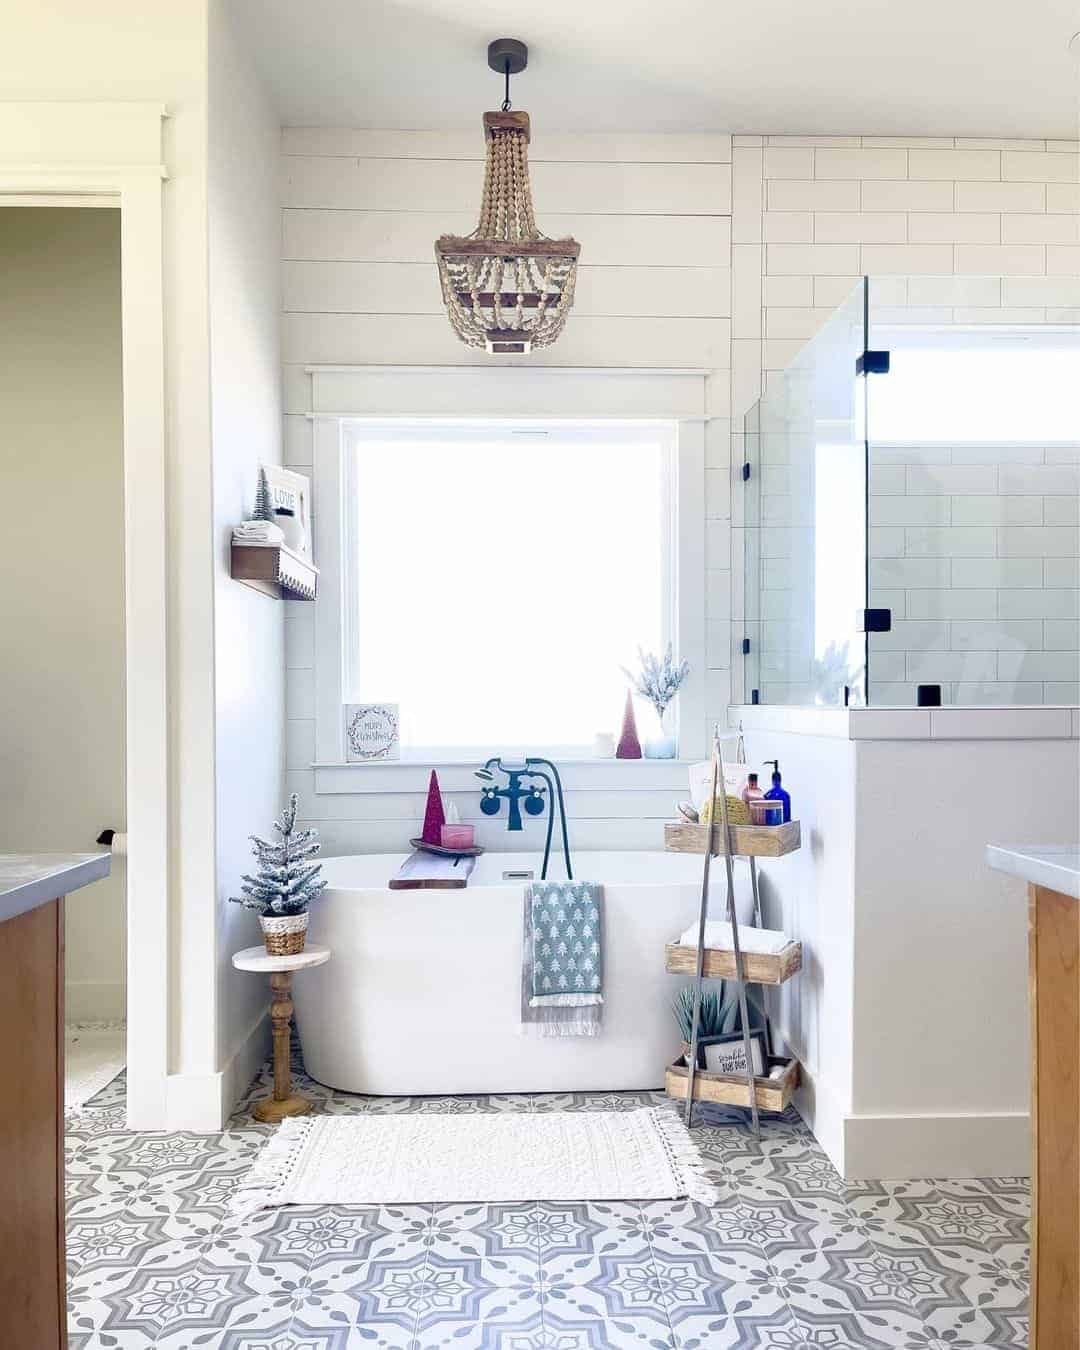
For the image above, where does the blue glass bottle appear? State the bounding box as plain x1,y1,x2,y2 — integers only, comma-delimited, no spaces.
763,759,791,823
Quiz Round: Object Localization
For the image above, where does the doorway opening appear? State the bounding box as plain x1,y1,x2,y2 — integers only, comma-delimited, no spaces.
0,206,127,1107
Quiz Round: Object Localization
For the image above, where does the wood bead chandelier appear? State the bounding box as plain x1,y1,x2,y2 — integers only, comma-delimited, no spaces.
435,39,580,355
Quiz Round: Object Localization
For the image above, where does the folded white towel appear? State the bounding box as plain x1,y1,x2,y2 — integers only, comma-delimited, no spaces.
233,521,285,545
675,921,791,955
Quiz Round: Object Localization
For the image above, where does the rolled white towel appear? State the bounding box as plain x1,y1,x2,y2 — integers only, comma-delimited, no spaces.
233,521,285,545
675,920,791,954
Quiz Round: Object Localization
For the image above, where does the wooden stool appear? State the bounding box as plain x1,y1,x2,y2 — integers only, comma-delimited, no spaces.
232,943,330,1122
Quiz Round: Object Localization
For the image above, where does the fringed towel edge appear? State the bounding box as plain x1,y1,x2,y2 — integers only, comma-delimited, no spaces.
529,993,604,1008
536,1020,602,1037
647,1106,722,1207
229,1115,318,1217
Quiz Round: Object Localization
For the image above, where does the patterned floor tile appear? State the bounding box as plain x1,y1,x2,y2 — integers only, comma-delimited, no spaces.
64,1066,1029,1349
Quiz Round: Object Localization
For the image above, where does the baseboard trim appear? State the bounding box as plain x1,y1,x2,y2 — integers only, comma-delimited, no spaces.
222,1008,270,1122
165,1067,226,1132
793,1066,847,1177
842,1110,1031,1181
164,1012,269,1132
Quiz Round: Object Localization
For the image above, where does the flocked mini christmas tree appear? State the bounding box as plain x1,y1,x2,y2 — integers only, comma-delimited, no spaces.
229,793,326,916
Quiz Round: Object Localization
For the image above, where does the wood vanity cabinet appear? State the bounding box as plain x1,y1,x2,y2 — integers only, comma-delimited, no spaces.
1028,883,1080,1349
0,897,67,1349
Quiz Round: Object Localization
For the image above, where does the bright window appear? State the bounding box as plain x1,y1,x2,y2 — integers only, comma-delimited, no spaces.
342,420,674,755
870,337,1080,442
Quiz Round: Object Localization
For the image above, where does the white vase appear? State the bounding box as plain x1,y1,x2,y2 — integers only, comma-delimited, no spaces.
644,705,678,759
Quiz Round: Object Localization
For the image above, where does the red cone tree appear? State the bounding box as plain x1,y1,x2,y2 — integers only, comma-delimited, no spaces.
421,769,447,844
616,691,642,759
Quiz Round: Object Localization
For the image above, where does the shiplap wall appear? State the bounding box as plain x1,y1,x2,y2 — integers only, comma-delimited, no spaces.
281,127,733,853
730,134,1080,706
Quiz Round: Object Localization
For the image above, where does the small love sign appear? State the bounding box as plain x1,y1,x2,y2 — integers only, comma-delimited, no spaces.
344,704,400,762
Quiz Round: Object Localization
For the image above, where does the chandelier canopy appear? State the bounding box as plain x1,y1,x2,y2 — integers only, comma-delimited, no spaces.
435,40,580,355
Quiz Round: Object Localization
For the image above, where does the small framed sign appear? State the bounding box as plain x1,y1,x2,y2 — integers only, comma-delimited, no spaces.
344,703,400,762
262,465,313,560
697,1032,767,1079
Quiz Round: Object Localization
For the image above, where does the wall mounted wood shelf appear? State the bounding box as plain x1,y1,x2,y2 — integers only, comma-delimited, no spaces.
665,1054,800,1112
231,543,318,601
664,939,802,986
664,819,801,858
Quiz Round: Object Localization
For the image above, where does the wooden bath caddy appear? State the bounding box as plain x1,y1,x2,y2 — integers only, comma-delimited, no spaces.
665,1054,800,1113
664,819,801,858
664,938,802,986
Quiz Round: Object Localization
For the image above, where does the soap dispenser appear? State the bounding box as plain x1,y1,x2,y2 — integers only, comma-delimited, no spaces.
763,759,791,823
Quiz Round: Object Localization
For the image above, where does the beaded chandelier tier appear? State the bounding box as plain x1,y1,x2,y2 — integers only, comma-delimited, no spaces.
435,39,580,355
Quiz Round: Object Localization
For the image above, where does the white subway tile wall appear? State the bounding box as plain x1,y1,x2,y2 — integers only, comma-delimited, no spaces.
280,130,1077,846
736,135,1080,706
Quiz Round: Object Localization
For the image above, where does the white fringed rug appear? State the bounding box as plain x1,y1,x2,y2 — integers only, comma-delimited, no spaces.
65,1021,126,1109
232,1108,718,1214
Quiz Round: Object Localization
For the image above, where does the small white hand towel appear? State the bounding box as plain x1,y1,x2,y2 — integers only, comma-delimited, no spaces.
233,521,285,545
676,921,790,955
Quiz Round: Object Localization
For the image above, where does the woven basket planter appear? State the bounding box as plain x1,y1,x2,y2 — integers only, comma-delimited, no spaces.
259,912,308,956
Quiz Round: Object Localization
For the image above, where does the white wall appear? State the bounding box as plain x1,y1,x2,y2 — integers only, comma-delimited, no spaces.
741,707,1080,1180
0,207,126,1022
846,735,1078,1176
281,127,734,852
283,127,1079,852
730,133,1080,705
208,0,284,1110
746,724,857,1169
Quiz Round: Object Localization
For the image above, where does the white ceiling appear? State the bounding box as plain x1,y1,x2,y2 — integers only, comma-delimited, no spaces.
230,0,1080,139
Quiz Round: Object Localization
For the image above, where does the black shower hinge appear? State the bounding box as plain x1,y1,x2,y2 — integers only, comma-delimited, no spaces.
742,462,751,481
856,349,890,376
751,688,760,705
860,608,892,633
741,637,751,656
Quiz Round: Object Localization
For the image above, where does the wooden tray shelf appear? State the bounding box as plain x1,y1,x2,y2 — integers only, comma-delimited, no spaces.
231,543,319,601
665,939,802,986
664,819,801,858
665,1054,799,1112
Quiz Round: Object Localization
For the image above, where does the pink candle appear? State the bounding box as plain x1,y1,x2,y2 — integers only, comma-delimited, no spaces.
441,823,474,850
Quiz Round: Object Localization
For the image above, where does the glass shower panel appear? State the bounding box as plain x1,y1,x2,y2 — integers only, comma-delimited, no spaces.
743,280,868,706
866,276,1080,706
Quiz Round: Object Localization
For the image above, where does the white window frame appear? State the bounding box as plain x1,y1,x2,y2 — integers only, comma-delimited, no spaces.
311,367,709,778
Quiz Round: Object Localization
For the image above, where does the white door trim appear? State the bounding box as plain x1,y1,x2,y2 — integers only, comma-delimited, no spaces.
0,102,170,1127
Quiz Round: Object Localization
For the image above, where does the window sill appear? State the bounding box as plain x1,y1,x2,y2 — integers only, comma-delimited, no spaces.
311,757,696,797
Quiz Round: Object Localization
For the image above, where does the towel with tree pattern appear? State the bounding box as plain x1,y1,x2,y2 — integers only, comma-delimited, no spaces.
529,882,603,1000
521,880,604,1037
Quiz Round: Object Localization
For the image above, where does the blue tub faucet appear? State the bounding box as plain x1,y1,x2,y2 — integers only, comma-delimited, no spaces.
475,756,573,880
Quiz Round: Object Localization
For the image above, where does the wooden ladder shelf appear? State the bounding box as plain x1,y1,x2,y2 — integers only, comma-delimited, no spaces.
664,737,804,1129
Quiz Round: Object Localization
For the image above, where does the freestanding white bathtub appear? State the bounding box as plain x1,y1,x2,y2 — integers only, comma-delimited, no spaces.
293,850,753,1096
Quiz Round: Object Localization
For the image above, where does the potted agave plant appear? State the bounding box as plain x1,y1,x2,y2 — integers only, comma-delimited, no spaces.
229,793,326,955
623,644,690,759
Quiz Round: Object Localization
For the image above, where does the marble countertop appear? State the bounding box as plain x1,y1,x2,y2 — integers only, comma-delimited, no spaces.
0,853,111,926
986,844,1080,900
